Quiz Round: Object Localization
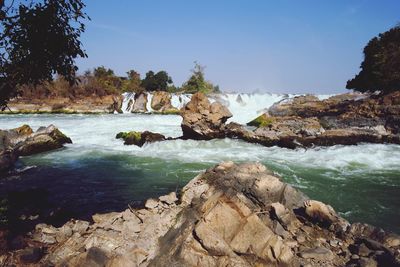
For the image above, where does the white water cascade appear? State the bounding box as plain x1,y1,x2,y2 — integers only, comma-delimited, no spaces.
121,92,334,124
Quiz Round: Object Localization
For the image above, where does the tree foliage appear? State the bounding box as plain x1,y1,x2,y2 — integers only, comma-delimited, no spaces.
346,25,400,93
0,0,89,108
122,69,143,93
181,61,219,94
141,70,172,91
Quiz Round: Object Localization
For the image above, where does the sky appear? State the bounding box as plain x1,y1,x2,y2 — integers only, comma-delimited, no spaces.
76,0,400,94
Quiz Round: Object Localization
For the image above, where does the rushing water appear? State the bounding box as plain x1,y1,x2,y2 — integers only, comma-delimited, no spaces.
0,113,399,233
121,92,332,124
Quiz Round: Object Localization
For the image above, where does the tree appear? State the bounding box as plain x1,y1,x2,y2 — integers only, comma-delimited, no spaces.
122,69,143,93
93,66,115,79
141,70,172,91
346,25,400,94
181,61,216,94
0,0,89,108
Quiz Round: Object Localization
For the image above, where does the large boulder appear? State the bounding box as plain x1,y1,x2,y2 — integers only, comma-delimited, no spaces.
15,125,72,156
132,92,148,113
181,92,232,139
15,162,400,267
238,92,400,148
0,125,72,171
268,93,363,118
150,91,173,112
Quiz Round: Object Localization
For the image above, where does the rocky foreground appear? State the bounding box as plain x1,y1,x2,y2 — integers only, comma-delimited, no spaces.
2,162,399,266
0,125,72,172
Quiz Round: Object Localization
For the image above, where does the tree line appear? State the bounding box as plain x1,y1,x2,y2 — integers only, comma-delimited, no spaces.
1,0,399,108
17,61,221,99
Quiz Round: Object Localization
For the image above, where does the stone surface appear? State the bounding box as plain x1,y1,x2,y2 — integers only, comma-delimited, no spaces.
2,162,400,267
151,91,173,111
132,92,148,113
181,92,232,140
0,124,72,171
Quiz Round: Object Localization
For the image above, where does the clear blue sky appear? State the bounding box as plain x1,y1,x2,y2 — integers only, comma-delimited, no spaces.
76,0,400,94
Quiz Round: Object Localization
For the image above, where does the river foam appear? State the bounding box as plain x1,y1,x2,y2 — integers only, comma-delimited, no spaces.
0,113,399,232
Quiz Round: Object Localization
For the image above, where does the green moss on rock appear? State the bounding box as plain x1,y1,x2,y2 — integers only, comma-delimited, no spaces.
247,114,276,128
116,131,142,145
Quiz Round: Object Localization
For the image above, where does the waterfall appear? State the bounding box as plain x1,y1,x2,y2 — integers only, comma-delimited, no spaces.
121,92,135,113
121,92,333,124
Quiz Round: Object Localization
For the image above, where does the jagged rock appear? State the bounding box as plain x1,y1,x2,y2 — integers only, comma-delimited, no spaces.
132,92,148,113
159,192,178,205
116,131,165,147
151,91,173,111
0,125,71,171
299,247,334,260
145,198,159,209
109,95,123,113
4,162,400,267
15,125,72,156
181,92,232,140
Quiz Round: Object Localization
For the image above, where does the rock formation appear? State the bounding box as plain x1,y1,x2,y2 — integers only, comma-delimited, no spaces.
0,125,72,171
240,91,400,148
3,95,124,114
116,131,166,147
109,95,123,113
2,162,399,266
150,91,172,111
181,92,232,140
132,92,148,113
177,91,400,148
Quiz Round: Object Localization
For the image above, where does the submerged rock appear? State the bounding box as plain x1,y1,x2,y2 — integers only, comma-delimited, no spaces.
7,162,399,267
181,92,232,140
116,131,166,147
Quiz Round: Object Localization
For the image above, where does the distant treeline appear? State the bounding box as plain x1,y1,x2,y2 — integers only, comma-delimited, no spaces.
17,62,220,99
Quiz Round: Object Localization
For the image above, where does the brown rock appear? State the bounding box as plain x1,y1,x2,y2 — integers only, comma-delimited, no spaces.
299,247,334,260
181,92,232,140
132,92,148,112
151,91,172,111
15,125,72,156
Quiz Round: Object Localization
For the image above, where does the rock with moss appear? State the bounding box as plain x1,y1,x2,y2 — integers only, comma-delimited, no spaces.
116,131,166,147
247,113,276,127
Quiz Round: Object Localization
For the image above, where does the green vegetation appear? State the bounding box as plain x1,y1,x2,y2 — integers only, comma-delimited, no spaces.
0,0,89,108
246,114,276,128
181,62,221,94
141,71,173,92
116,131,142,143
15,62,223,100
347,25,400,94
